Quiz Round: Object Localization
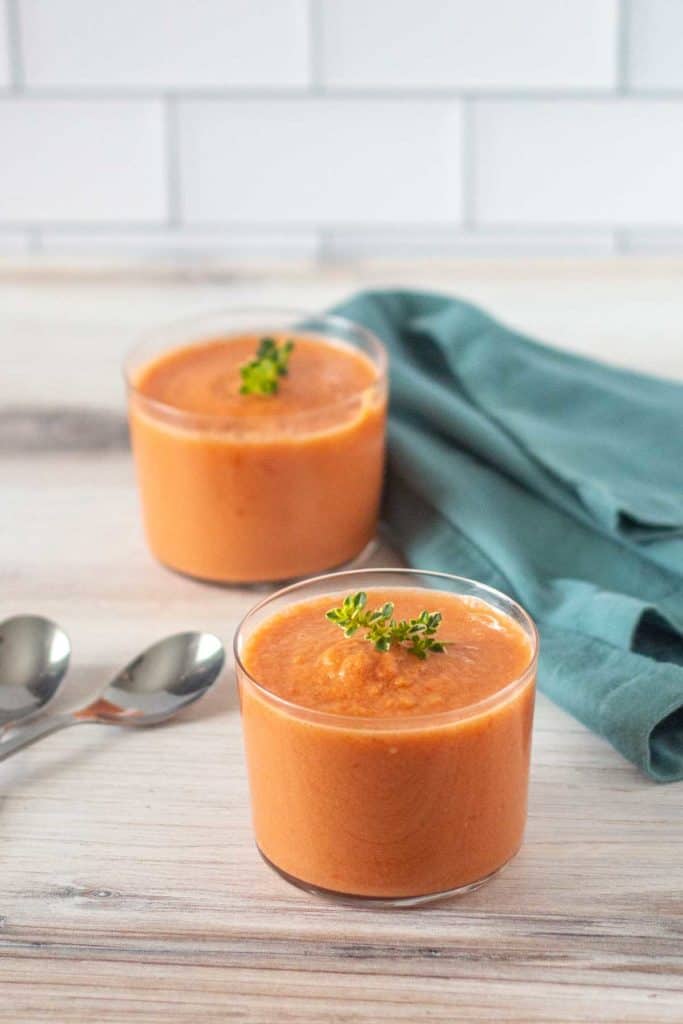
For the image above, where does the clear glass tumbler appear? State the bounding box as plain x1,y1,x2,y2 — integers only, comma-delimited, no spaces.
234,568,539,907
125,309,387,584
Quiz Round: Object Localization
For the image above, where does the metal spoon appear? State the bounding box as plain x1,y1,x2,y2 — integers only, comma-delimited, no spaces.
0,615,71,728
0,631,224,762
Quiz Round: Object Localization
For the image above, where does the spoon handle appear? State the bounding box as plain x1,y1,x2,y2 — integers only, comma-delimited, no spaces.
0,712,80,761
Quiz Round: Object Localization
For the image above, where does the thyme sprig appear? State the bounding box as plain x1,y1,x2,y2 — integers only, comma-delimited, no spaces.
326,591,446,660
239,337,294,396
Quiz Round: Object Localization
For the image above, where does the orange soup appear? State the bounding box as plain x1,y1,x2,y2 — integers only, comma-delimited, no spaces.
238,585,537,901
127,328,386,583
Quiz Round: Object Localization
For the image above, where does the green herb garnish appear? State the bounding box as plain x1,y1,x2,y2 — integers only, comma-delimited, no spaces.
326,591,446,660
239,337,295,396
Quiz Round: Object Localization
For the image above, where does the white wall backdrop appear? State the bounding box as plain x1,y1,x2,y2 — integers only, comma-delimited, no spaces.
1,0,683,262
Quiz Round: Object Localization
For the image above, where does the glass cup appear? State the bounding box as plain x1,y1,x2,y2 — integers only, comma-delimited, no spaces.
234,568,539,907
124,309,387,584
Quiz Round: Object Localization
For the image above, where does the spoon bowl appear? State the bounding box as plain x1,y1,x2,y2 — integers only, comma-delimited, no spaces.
76,632,225,725
0,615,71,727
0,630,225,762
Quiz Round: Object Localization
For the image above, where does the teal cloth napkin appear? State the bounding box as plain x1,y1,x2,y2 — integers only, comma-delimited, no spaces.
332,290,683,782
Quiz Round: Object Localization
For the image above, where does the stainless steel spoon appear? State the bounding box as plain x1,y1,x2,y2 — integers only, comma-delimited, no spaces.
0,631,224,762
0,615,71,728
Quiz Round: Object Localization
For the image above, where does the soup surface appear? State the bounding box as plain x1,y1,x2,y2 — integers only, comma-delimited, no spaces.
135,333,377,426
244,588,533,717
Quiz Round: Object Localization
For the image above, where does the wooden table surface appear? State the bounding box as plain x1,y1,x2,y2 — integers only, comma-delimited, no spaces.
1,261,682,1022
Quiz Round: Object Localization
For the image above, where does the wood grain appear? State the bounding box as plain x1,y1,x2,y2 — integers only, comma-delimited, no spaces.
1,263,682,1023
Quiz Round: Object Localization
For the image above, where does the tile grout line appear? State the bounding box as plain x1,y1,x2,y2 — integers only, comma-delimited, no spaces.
2,222,683,236
3,227,683,257
27,227,42,253
613,228,628,254
5,86,683,103
307,0,323,95
616,0,631,94
313,229,325,266
6,0,24,91
461,97,476,230
164,95,181,227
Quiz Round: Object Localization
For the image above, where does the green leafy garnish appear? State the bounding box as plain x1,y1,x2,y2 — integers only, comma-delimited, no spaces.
239,337,295,396
326,591,446,660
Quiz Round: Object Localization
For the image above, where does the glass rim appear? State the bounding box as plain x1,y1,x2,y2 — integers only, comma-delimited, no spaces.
123,306,388,430
233,567,540,732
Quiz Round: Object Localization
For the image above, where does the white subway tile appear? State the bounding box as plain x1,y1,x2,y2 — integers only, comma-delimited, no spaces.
179,100,462,225
320,0,617,90
0,2,10,86
628,0,683,90
321,229,616,261
20,0,310,89
38,229,319,264
0,100,166,223
0,230,32,253
474,100,683,225
621,230,683,254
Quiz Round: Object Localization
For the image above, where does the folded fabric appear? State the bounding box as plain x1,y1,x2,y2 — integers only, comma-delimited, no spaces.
332,290,683,782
